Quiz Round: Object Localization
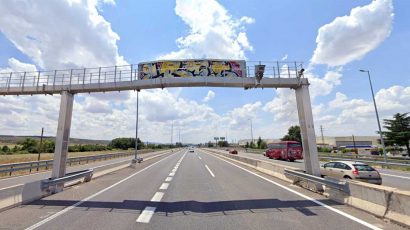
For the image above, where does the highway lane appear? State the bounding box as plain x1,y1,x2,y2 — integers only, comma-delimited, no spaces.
0,148,404,230
228,149,410,191
0,150,169,189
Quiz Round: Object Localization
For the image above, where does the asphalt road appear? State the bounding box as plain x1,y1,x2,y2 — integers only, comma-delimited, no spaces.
0,148,404,230
233,150,410,191
0,150,168,189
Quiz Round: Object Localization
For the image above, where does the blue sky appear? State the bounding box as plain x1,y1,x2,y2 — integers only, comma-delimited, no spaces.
0,0,409,143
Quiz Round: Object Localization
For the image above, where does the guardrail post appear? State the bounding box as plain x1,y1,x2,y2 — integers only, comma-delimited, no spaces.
295,84,321,176
51,91,74,193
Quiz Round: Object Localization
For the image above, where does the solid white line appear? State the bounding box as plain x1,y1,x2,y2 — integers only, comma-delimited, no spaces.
380,173,410,180
205,164,215,178
203,151,382,230
159,183,169,190
151,192,164,202
0,183,24,191
165,177,173,182
136,206,156,223
24,151,180,230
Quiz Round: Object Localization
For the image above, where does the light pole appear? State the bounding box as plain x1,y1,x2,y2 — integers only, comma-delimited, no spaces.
248,118,254,147
359,70,387,163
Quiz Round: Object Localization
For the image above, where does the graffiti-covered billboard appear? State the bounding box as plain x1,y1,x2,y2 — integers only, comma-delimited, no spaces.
138,59,246,79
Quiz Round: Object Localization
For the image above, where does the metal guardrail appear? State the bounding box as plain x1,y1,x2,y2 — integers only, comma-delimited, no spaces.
235,148,410,167
41,169,93,189
0,152,133,176
319,156,410,167
284,168,349,192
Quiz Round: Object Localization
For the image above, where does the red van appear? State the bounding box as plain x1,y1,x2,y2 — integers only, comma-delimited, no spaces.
265,141,303,162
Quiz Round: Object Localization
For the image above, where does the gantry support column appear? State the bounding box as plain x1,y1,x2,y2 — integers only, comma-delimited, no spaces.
295,85,320,176
51,91,74,192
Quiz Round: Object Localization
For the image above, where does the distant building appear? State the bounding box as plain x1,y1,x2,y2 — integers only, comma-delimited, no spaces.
316,136,380,148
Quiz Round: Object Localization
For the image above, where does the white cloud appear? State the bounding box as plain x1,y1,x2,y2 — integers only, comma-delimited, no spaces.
264,0,394,129
311,0,394,66
263,89,297,122
159,0,254,59
319,86,410,136
0,0,125,70
203,90,215,102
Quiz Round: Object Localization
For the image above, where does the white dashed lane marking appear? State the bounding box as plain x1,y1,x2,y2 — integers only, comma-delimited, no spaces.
205,164,215,178
151,192,164,202
136,207,157,223
159,183,169,190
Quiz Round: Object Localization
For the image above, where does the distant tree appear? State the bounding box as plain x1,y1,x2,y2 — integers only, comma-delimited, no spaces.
260,141,267,149
12,145,21,153
109,138,143,150
249,141,256,149
245,142,249,148
18,138,39,153
257,137,263,149
1,145,9,152
217,141,228,147
207,141,214,147
281,126,301,143
382,113,410,156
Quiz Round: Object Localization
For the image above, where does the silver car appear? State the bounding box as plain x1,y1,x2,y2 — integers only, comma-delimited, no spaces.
320,161,382,185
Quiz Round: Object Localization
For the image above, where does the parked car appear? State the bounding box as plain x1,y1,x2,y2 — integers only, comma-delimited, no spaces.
320,161,382,185
229,149,238,154
265,141,303,162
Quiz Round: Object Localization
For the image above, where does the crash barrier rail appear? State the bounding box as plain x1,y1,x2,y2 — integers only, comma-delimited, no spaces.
283,168,349,192
237,148,410,167
319,156,410,167
0,152,133,177
41,169,93,190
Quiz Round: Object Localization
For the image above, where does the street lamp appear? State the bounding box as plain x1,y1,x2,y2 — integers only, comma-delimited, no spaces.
359,70,387,163
248,118,254,146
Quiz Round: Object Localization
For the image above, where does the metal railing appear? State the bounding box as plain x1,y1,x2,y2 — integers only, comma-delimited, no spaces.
284,168,349,192
0,152,133,177
0,61,304,91
41,169,93,190
319,156,410,167
236,148,410,167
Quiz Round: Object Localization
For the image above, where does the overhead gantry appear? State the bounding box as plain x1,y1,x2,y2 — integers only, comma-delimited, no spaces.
0,59,320,191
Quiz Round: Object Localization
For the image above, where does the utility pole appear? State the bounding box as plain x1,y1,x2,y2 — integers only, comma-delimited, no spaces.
38,127,44,162
171,121,173,147
352,134,357,155
320,125,325,147
37,127,44,171
249,119,254,146
178,126,181,145
359,70,387,163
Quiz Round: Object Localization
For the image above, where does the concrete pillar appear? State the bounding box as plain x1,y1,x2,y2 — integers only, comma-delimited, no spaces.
51,91,74,192
295,85,320,176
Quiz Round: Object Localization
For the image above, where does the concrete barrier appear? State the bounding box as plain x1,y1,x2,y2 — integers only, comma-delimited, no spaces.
0,181,48,212
204,148,410,228
0,149,177,212
386,190,410,226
